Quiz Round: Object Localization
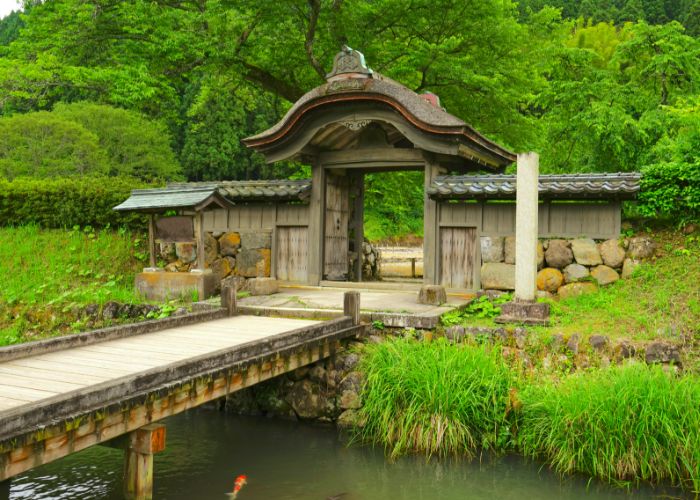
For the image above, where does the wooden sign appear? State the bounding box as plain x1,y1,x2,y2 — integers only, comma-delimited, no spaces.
155,216,194,242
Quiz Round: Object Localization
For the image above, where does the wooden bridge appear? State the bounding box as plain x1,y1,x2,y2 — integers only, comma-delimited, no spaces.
0,289,364,499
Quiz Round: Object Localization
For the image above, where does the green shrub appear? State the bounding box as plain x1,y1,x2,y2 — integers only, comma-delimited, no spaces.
638,161,700,225
53,102,182,181
0,111,109,178
518,363,700,492
356,338,515,459
0,177,152,228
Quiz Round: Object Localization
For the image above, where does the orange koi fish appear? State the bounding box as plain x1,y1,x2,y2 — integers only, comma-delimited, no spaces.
225,475,248,499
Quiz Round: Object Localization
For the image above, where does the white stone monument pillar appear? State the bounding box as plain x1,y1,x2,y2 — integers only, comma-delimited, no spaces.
496,151,550,325
515,152,539,302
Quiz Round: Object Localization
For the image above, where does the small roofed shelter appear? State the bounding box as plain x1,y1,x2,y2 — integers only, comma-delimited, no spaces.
114,180,311,299
243,45,515,286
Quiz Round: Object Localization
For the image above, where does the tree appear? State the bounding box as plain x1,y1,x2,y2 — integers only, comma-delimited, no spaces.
53,102,182,181
0,112,108,178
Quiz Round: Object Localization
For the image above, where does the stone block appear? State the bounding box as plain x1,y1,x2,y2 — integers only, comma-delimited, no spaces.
248,277,279,296
589,334,609,352
495,300,550,325
627,236,656,260
544,239,573,269
571,238,602,266
599,239,625,268
240,230,272,250
506,237,544,268
563,263,589,283
219,232,241,257
480,236,505,263
237,248,271,277
210,257,233,284
504,236,516,264
418,285,447,305
480,263,515,290
175,242,197,264
135,270,216,301
645,341,681,364
621,258,641,279
591,265,619,286
536,267,564,293
557,281,597,299
204,232,219,264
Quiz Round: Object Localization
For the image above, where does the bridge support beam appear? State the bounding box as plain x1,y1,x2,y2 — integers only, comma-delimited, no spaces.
344,291,361,325
105,423,166,500
0,479,10,500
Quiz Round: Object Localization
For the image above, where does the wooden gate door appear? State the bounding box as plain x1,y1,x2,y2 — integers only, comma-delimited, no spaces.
439,227,477,289
324,173,350,281
276,226,308,282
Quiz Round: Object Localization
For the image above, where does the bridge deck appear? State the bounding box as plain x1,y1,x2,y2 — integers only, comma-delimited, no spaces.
0,315,318,413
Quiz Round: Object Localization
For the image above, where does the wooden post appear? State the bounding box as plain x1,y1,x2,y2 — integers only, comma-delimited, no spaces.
123,423,166,500
221,284,237,316
411,258,416,279
194,210,206,271
307,160,326,285
147,214,157,268
423,155,440,285
0,479,10,500
343,291,361,325
352,172,365,282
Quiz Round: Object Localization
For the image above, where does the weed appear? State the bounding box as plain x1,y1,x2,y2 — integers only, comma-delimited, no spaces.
518,363,700,492
355,337,514,459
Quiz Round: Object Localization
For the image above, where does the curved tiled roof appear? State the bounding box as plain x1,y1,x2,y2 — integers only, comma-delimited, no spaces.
428,173,641,200
243,48,515,168
114,180,311,212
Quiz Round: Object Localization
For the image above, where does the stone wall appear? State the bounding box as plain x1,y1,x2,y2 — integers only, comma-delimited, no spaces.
361,239,382,280
480,235,656,297
159,230,272,290
224,343,364,426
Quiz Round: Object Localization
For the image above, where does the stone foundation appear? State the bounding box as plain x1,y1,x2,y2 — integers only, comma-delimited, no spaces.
479,235,656,295
135,270,217,301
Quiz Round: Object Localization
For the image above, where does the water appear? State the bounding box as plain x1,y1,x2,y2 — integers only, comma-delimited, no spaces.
9,408,684,499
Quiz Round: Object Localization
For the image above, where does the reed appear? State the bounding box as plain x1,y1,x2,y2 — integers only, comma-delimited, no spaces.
355,337,515,459
517,362,700,492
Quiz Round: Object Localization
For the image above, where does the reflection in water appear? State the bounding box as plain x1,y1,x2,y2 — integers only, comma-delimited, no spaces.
10,408,682,499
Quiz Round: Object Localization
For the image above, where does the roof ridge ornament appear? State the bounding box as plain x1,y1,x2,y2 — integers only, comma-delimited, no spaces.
326,45,373,81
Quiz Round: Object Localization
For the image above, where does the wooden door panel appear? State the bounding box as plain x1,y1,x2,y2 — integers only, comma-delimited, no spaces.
440,227,476,289
277,226,308,282
324,174,350,280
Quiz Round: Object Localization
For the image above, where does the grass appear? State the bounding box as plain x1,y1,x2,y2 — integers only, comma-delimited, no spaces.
0,225,151,344
538,231,700,342
354,337,700,493
355,337,515,459
518,362,700,493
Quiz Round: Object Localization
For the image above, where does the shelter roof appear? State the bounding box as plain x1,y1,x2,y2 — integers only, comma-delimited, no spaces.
427,173,641,200
243,47,515,170
114,180,311,212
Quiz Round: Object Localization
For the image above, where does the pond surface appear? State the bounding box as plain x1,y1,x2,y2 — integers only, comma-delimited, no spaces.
9,408,684,499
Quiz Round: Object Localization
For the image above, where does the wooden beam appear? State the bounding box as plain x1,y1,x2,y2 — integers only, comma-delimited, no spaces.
194,211,206,270
148,215,157,268
422,154,438,285
319,147,424,169
343,291,361,326
221,285,237,316
352,173,364,281
307,160,326,285
123,424,166,500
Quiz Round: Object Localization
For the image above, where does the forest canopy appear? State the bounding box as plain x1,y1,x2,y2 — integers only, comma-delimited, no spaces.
0,0,698,231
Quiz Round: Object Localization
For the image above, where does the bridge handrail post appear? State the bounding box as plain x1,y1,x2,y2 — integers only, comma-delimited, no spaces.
221,283,237,316
343,291,361,325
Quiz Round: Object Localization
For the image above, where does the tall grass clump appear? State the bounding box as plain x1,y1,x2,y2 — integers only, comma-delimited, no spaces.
355,337,515,459
518,362,700,492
